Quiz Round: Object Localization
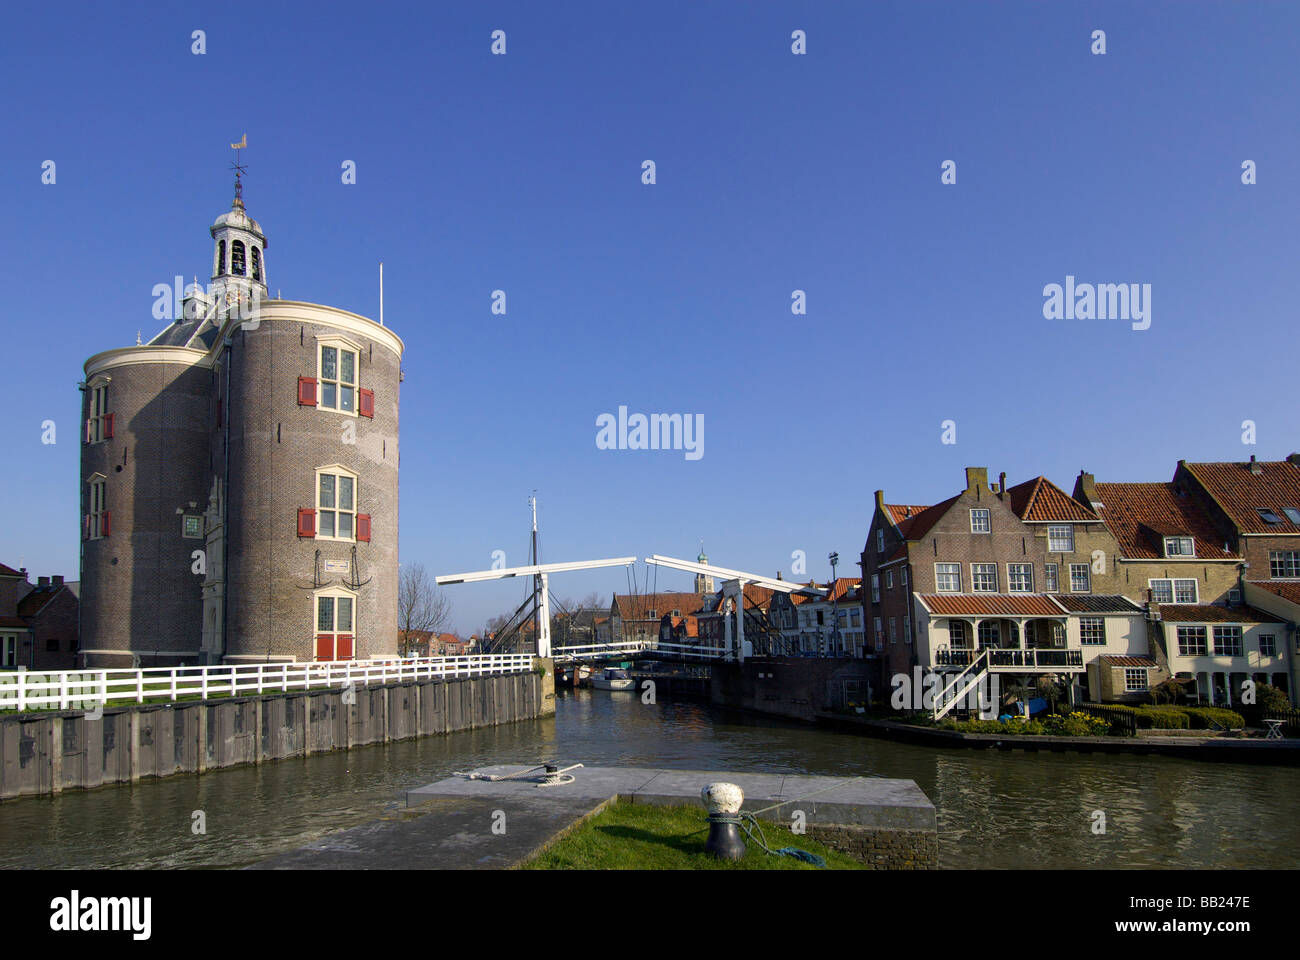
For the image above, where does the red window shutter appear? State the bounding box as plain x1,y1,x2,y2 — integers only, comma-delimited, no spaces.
297,376,317,406
336,635,354,660
358,388,375,419
104,413,114,439
83,514,91,540
102,511,111,537
297,508,316,537
356,514,371,542
315,635,334,660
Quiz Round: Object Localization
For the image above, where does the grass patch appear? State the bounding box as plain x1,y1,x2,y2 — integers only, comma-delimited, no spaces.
521,800,864,870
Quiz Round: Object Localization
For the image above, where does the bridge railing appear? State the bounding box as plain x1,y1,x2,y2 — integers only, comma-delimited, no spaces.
0,654,535,714
652,642,729,661
551,641,650,659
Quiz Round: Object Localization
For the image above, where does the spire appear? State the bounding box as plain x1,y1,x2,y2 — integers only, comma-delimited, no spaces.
229,134,247,210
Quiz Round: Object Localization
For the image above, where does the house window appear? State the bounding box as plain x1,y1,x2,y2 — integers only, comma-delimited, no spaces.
948,621,969,648
871,575,880,603
1007,563,1033,593
1163,536,1194,557
1213,625,1243,657
971,563,997,592
877,529,884,553
901,567,908,587
314,590,356,660
316,467,357,541
1283,508,1300,524
1257,508,1283,525
850,609,861,627
886,570,894,589
1069,563,1091,593
1259,634,1277,657
318,343,358,413
647,609,657,619
1177,626,1208,656
1150,578,1196,603
1044,563,1059,592
903,615,911,644
182,515,203,539
1047,525,1074,552
0,635,18,666
873,616,882,636
1228,587,1241,604
888,617,897,644
1124,668,1148,692
87,477,107,539
970,509,991,533
1269,551,1300,578
1079,617,1105,645
935,563,961,592
977,621,1000,647
1174,579,1197,603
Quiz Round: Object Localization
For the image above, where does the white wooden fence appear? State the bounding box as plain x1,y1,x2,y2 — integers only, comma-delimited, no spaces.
0,654,535,713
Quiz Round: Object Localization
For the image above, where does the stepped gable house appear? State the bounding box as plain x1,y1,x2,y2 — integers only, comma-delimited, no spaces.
79,179,404,666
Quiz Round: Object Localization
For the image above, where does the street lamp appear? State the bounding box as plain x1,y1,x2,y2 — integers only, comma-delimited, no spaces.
828,552,841,657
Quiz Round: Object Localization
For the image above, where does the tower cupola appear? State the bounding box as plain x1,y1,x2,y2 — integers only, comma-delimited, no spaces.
209,160,268,314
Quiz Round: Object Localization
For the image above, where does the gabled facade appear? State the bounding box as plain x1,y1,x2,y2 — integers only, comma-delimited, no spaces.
0,565,79,671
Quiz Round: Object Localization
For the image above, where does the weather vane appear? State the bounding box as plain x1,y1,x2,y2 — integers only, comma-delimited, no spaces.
229,133,247,206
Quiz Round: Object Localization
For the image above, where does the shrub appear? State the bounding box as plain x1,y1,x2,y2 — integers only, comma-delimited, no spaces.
1183,706,1244,730
1139,706,1190,729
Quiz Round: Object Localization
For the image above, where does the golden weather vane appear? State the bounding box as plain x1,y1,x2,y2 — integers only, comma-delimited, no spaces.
229,134,248,206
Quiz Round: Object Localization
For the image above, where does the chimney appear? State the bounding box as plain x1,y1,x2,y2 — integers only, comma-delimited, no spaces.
874,490,886,511
37,576,49,587
53,575,64,587
998,472,1007,499
1249,454,1263,476
776,571,783,580
1074,470,1098,505
964,467,988,492
1288,453,1300,467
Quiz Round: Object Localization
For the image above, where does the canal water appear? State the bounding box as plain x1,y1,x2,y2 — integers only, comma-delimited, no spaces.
2,689,1296,869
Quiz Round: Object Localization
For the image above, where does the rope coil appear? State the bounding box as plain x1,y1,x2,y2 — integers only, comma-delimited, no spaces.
708,811,826,868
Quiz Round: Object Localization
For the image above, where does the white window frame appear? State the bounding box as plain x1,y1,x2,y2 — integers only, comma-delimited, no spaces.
871,574,880,603
1177,626,1207,656
1124,668,1148,692
1047,524,1074,552
1079,617,1105,645
1007,563,1034,593
1163,536,1195,558
313,587,358,661
182,514,204,539
1044,562,1059,592
1212,625,1243,657
935,563,961,592
87,474,107,540
0,634,20,667
971,563,997,593
948,621,969,648
886,570,894,589
1269,551,1300,578
317,337,362,416
970,509,991,533
977,621,1000,647
87,380,110,444
1259,634,1277,657
316,464,358,542
1069,563,1091,593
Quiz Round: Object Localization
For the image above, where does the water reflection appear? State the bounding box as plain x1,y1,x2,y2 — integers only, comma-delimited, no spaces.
0,688,1295,869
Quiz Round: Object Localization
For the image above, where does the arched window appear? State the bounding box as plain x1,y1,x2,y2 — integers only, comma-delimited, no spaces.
230,240,246,276
251,246,262,282
215,240,225,276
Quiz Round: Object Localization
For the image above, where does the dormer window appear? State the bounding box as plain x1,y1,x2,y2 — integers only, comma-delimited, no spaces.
1283,508,1300,524
230,240,246,277
1164,536,1195,557
647,609,657,619
1258,508,1284,525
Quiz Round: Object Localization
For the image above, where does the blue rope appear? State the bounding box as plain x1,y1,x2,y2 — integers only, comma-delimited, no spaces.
710,813,827,869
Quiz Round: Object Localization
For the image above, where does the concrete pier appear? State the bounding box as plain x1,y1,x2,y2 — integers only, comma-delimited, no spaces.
252,765,938,869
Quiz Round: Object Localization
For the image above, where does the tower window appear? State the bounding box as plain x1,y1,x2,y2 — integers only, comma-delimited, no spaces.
316,466,357,541
318,344,358,413
315,589,356,660
230,240,246,276
216,240,225,276
251,246,262,282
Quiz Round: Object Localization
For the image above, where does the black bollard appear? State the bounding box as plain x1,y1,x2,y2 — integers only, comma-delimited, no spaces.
701,783,746,861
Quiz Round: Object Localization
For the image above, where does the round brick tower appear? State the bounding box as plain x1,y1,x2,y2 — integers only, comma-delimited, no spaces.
80,178,403,666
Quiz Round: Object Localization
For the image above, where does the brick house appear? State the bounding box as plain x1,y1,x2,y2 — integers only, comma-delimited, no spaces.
610,592,707,644
79,178,402,666
0,564,79,671
862,467,1151,708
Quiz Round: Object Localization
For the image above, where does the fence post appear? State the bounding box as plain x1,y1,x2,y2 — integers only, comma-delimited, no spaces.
136,669,144,704
59,671,69,711
200,668,208,701
170,668,178,701
15,666,26,713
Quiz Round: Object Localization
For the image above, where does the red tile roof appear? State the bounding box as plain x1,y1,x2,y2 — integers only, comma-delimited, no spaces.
1004,476,1100,523
1182,459,1300,535
613,592,707,621
1099,655,1157,667
1246,580,1300,604
917,594,1066,617
1093,482,1238,560
820,577,862,603
1158,604,1283,623
885,496,960,541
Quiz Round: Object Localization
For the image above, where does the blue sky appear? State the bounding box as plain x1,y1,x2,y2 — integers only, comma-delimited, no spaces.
4,2,1298,634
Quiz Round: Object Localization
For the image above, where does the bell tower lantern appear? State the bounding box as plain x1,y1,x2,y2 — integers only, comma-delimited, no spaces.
210,145,268,315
